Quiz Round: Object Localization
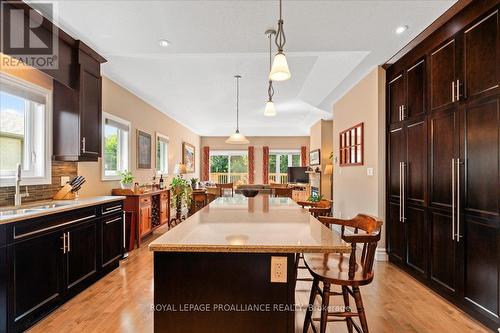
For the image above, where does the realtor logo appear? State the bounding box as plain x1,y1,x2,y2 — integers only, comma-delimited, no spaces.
0,1,58,69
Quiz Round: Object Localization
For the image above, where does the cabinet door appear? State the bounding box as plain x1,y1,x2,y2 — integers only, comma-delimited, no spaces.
66,221,98,292
160,194,169,225
405,206,427,277
463,10,499,100
9,232,63,329
430,39,457,110
388,201,405,264
406,119,427,206
101,214,123,269
388,74,405,124
460,96,500,320
140,205,152,236
80,68,102,159
388,127,405,201
406,59,426,118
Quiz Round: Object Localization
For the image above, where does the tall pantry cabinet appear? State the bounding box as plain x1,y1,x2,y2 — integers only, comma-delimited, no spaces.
386,2,499,330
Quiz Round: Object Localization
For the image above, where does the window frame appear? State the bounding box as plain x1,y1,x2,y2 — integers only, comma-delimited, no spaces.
101,112,131,181
156,132,169,176
268,149,301,183
209,150,249,183
0,72,52,187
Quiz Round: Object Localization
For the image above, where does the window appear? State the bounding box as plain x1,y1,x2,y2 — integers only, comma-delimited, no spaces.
268,150,301,184
339,122,363,166
0,73,52,186
102,113,130,180
156,133,169,175
209,151,248,184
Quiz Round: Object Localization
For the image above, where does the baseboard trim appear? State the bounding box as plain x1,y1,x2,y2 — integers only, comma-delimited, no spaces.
376,248,388,261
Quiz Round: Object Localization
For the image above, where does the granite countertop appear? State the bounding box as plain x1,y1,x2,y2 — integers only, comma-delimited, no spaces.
0,196,126,225
149,195,350,254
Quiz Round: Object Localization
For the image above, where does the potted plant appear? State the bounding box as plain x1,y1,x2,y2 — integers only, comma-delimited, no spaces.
170,175,193,221
190,177,199,189
307,193,323,203
120,170,134,190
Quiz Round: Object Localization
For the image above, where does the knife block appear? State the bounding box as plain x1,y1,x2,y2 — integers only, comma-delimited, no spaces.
53,184,78,200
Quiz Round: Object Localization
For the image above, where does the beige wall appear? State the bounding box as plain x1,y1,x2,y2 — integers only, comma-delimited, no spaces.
78,77,200,197
332,66,386,259
200,136,309,184
309,120,333,200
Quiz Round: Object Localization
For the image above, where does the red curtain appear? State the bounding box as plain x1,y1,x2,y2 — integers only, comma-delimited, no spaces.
248,146,255,184
202,146,210,181
263,146,269,185
301,146,308,166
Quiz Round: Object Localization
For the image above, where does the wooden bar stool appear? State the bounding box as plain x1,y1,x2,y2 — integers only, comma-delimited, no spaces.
303,214,382,333
215,183,234,197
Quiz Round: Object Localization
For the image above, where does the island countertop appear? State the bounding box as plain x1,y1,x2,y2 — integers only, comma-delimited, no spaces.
149,195,350,253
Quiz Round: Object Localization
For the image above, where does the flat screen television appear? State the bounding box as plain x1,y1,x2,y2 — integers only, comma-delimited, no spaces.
287,167,309,184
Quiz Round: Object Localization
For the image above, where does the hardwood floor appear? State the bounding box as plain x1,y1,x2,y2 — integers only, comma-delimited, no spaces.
29,224,489,333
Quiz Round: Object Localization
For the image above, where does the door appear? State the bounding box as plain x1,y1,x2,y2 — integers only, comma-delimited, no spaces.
101,214,123,269
430,39,458,111
406,59,426,119
388,74,405,124
404,118,428,276
80,68,102,158
463,9,499,101
429,109,459,295
140,204,152,236
460,96,500,321
66,221,98,292
160,193,169,225
9,231,63,329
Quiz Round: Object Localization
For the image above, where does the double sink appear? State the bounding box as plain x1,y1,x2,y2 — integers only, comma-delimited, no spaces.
0,202,73,217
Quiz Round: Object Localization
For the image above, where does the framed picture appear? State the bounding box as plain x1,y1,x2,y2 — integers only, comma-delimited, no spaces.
309,149,320,166
137,130,152,169
182,142,195,173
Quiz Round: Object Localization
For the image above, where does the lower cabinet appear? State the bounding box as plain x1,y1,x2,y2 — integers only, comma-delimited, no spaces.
1,200,124,333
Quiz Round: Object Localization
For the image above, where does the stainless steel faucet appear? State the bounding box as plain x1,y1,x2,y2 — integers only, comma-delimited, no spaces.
14,163,29,206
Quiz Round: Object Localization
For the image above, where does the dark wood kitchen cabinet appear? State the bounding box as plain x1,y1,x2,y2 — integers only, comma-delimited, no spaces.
0,199,124,333
386,2,499,330
53,42,106,162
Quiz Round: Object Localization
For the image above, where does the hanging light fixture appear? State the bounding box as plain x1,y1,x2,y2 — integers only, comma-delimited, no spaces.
226,75,250,145
264,29,277,117
269,0,291,81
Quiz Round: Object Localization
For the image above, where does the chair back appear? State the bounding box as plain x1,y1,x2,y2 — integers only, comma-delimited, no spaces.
318,214,382,279
215,183,234,196
273,187,293,198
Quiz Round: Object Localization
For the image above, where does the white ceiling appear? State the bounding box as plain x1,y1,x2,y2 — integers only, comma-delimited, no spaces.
29,0,456,136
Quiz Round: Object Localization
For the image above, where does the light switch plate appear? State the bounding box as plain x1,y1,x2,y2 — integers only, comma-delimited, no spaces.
60,176,70,186
367,168,374,176
270,256,287,283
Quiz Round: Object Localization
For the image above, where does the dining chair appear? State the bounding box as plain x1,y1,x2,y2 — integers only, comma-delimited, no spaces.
302,214,382,333
215,183,234,197
272,187,293,198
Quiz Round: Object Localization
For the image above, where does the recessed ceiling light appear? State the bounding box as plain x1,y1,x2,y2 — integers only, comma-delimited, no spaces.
395,25,409,35
158,39,171,47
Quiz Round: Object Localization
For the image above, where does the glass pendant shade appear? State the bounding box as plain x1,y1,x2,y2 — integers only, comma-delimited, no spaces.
225,130,250,144
264,101,277,117
269,52,291,81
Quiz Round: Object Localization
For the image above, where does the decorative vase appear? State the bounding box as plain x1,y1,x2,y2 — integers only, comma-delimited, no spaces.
121,182,133,190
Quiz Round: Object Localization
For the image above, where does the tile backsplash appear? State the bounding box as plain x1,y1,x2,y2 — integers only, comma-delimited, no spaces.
0,161,77,206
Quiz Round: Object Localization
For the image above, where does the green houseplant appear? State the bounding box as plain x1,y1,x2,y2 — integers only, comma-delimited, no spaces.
120,170,134,190
170,176,192,220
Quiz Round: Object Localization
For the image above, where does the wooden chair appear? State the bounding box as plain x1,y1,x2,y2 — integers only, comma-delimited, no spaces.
190,192,207,215
272,187,293,198
303,214,382,333
206,187,221,203
215,183,234,197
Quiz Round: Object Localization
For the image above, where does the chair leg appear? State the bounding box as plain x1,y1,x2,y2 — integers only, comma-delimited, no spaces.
353,286,369,333
342,286,353,333
303,277,319,333
320,282,330,333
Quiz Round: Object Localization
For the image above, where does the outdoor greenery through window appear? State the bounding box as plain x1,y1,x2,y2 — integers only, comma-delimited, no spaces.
209,151,248,184
156,133,169,175
102,113,130,180
0,73,51,186
268,150,301,184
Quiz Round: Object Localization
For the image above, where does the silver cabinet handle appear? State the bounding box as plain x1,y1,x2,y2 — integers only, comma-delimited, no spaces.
81,137,99,155
398,106,401,121
401,105,406,120
452,81,456,102
103,206,122,214
399,162,402,222
61,233,67,254
456,79,461,102
105,217,122,225
82,137,86,153
67,232,71,252
451,158,455,240
456,158,461,242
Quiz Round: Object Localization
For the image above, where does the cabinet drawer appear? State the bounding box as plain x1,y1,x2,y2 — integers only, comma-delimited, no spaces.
140,197,151,206
101,201,123,215
8,207,97,243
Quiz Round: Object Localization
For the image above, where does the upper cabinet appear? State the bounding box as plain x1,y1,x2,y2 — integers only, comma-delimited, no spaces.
430,39,457,110
53,42,106,162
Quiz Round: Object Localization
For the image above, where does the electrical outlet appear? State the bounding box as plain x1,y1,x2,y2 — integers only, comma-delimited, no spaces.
60,176,70,186
270,256,287,283
367,167,374,176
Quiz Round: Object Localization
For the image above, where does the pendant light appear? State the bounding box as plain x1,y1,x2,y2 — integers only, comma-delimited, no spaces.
226,75,250,145
264,29,277,117
269,0,291,81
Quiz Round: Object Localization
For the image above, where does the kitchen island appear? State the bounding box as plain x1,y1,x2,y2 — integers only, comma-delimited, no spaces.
149,195,350,333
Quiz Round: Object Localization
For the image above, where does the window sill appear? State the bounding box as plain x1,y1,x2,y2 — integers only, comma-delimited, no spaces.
101,176,121,182
0,176,52,188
